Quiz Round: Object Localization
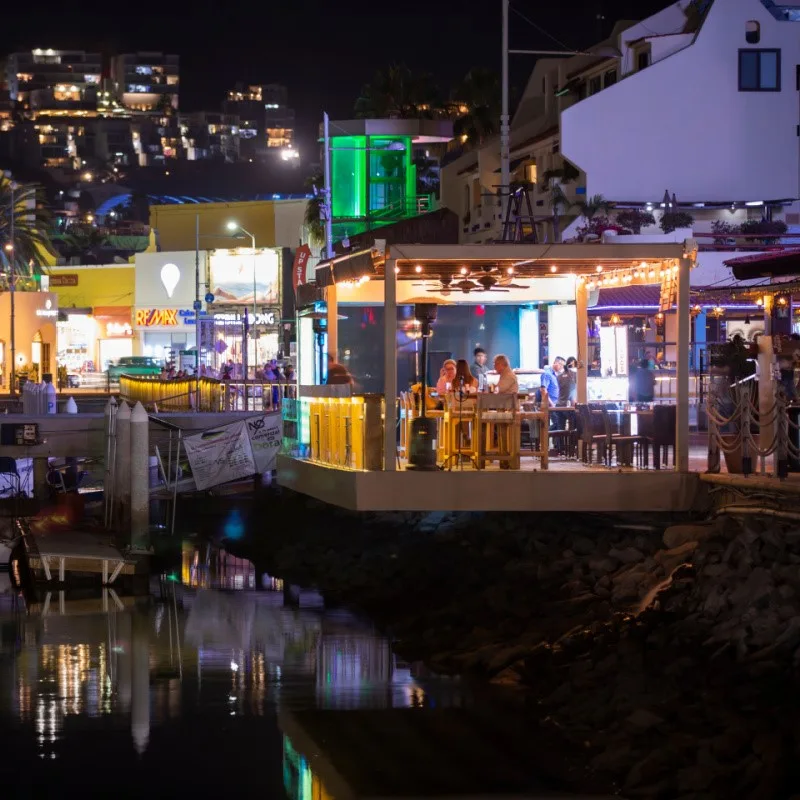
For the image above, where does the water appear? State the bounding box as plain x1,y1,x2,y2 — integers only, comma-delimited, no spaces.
0,545,553,799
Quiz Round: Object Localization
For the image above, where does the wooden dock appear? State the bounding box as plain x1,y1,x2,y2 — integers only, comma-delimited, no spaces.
24,530,137,585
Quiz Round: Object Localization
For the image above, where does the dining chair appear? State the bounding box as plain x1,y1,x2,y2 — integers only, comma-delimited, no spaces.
476,393,519,470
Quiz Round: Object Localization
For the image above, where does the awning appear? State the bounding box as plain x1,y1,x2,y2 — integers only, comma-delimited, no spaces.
724,248,800,280
315,249,378,289
595,285,761,310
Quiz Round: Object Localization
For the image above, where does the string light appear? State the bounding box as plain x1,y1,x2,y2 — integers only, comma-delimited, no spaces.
394,265,400,274
414,264,423,274
549,265,558,273
461,266,469,275
506,266,514,275
596,265,603,273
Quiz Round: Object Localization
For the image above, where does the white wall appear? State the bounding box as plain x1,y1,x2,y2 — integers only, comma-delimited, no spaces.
562,0,800,203
273,199,306,248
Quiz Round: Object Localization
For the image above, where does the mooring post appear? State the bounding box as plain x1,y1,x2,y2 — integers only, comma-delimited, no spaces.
115,401,132,532
130,402,150,552
103,397,117,528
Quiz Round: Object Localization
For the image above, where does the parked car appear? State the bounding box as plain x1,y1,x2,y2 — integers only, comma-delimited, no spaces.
107,357,162,381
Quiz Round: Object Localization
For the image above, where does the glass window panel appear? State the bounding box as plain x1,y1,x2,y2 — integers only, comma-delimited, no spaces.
739,50,759,89
759,51,778,89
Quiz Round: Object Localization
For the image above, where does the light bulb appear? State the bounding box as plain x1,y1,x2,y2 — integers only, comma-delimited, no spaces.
160,263,180,298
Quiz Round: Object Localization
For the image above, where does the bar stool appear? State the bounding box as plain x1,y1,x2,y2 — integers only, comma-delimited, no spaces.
443,394,477,469
476,393,519,470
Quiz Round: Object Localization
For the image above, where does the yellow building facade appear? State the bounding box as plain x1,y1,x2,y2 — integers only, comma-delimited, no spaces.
149,198,306,252
48,264,135,375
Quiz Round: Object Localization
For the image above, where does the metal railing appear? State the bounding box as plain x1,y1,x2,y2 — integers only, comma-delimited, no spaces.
119,374,296,413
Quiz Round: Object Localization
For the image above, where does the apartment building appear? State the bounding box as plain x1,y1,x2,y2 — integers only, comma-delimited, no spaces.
222,83,296,161
109,52,179,113
441,0,800,244
6,49,102,110
180,112,240,163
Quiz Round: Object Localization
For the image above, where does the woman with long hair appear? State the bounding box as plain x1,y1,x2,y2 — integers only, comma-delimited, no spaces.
454,359,479,393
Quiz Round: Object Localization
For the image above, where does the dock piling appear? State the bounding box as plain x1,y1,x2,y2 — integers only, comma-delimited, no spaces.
115,402,132,532
130,402,150,552
103,397,117,528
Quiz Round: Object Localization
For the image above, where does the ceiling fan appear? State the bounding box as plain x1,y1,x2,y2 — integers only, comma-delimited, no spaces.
416,274,526,294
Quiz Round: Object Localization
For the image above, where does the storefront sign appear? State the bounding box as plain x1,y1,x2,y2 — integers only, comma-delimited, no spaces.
50,274,79,287
214,311,276,325
183,420,256,491
135,309,196,327
36,298,58,317
107,322,133,337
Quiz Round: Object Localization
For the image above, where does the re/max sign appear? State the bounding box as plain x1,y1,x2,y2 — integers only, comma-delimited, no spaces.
135,308,194,327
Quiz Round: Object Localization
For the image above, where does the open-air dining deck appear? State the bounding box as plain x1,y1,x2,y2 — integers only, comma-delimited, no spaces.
279,241,800,512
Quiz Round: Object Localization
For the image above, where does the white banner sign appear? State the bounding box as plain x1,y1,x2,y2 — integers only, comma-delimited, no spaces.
183,421,256,491
245,412,282,474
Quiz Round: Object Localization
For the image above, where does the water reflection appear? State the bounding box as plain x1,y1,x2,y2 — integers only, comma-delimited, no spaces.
0,548,474,795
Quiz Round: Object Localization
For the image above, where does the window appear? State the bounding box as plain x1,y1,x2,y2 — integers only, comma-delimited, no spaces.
604,69,617,87
745,20,760,44
637,50,650,71
588,75,601,95
739,49,780,91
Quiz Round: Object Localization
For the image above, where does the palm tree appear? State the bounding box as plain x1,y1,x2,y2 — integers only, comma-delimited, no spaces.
574,193,614,220
453,68,501,147
549,183,571,243
304,173,325,248
0,176,57,277
355,64,441,119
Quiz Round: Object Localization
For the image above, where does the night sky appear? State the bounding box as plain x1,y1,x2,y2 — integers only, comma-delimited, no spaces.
7,0,671,159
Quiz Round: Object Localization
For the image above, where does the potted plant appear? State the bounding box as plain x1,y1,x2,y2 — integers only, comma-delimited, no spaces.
615,208,656,234
659,210,695,233
708,335,757,474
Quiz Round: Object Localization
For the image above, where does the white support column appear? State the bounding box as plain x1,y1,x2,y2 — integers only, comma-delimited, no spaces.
130,402,150,552
115,401,131,532
676,257,691,472
759,294,775,474
383,259,398,471
576,280,589,404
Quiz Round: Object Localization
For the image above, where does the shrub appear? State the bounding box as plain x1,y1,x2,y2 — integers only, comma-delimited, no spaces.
711,219,739,246
660,211,695,234
739,218,788,245
615,209,656,234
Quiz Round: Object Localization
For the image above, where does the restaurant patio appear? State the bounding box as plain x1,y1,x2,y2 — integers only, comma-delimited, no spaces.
279,240,709,512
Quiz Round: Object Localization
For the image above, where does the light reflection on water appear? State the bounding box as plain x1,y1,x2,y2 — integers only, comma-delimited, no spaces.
0,549,475,798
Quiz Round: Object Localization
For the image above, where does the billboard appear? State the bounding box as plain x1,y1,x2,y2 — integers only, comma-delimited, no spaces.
209,248,280,306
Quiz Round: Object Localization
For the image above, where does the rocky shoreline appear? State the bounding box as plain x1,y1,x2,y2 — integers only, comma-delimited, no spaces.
229,490,800,798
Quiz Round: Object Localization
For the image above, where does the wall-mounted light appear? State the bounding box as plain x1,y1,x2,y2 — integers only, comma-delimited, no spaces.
609,313,621,326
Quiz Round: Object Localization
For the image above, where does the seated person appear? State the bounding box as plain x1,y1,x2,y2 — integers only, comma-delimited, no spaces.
493,354,519,394
435,359,457,395
453,359,479,395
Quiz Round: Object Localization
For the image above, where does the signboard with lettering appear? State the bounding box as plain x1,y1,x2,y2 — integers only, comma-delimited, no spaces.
50,274,79,287
183,420,256,491
245,412,282,473
213,311,277,326
292,244,311,295
209,249,280,305
135,309,196,327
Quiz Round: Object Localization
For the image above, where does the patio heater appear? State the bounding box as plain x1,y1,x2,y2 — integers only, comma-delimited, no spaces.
407,303,439,471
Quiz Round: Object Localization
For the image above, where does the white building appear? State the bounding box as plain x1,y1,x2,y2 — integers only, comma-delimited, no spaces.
440,0,800,244
562,0,800,211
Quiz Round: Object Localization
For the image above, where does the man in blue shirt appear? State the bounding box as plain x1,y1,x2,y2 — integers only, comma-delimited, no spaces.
537,364,560,408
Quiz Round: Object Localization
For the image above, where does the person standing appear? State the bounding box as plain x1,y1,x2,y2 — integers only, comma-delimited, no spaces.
472,347,489,391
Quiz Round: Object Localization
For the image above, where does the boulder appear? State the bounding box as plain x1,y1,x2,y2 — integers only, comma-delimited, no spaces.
588,556,620,574
571,535,596,555
609,546,646,564
626,708,665,730
663,523,715,550
655,541,698,575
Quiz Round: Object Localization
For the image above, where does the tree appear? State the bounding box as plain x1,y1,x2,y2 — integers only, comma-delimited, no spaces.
453,68,501,147
0,176,57,276
549,183,571,243
304,173,325,248
574,193,614,220
354,64,441,119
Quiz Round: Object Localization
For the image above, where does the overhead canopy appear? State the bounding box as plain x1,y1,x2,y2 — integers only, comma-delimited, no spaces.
724,248,800,281
315,242,695,286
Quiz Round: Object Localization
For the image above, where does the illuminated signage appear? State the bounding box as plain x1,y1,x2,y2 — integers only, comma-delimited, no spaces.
209,249,280,306
214,311,276,325
50,274,79,287
36,298,58,318
106,322,133,336
135,308,196,327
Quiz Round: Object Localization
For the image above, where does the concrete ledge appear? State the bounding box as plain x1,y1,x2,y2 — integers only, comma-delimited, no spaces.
277,456,705,512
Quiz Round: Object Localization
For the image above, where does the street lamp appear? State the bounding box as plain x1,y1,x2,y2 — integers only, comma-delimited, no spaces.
500,0,621,218
226,221,258,409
